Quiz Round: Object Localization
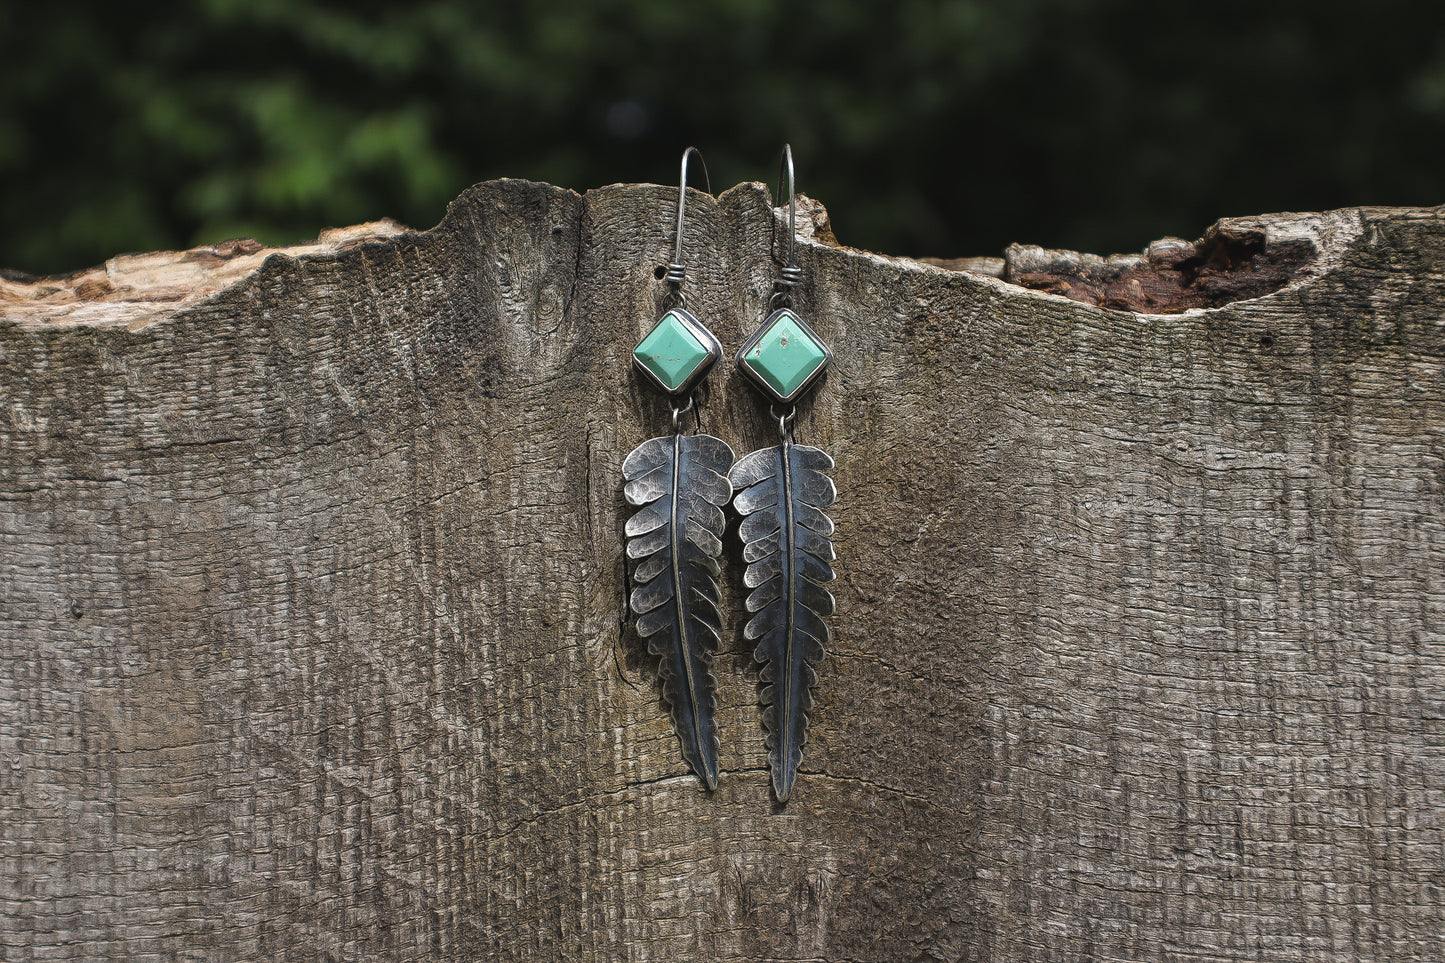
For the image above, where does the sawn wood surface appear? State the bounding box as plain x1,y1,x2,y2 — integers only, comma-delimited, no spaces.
1,181,1441,961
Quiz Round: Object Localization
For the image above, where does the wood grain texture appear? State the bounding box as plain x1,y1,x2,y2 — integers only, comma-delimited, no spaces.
1,182,1442,961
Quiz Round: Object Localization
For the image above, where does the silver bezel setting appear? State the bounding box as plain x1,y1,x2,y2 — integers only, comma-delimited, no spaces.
632,307,723,397
734,307,834,405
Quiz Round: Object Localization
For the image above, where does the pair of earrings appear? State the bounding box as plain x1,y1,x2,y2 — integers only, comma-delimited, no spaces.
623,146,837,803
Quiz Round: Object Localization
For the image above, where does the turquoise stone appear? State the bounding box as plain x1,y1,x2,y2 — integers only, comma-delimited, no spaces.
634,310,710,393
740,309,829,401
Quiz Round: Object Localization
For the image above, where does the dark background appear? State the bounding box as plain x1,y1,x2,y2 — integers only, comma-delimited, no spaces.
3,0,1443,275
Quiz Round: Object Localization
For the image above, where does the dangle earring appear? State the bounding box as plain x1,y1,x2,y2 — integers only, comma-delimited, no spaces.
622,147,734,791
730,145,838,803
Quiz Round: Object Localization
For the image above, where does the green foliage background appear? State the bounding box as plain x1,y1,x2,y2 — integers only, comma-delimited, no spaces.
3,1,1443,274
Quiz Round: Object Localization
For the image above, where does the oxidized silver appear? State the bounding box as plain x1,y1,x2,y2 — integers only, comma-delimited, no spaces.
623,146,732,790
730,144,840,803
729,431,836,802
624,431,734,790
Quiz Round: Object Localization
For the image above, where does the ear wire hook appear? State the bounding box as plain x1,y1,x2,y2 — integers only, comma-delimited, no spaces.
772,144,802,308
665,146,712,296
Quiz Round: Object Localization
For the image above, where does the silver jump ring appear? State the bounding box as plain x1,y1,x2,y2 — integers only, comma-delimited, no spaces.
671,396,695,433
771,404,795,439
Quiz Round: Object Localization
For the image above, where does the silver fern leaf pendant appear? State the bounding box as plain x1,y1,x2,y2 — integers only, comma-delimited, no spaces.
623,431,734,790
729,438,837,802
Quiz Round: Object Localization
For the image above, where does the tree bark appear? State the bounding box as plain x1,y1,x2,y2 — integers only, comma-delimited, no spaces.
1,182,1441,962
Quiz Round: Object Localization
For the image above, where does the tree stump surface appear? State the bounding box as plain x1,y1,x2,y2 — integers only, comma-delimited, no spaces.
1,181,1441,962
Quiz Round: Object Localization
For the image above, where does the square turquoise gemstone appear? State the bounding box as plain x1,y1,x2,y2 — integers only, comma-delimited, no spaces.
737,308,832,403
633,308,720,396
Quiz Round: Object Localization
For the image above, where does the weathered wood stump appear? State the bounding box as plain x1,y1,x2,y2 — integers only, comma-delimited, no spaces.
1,182,1441,961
